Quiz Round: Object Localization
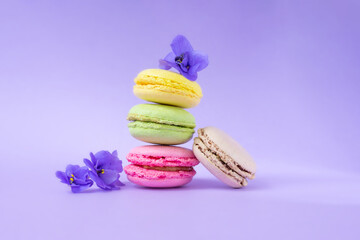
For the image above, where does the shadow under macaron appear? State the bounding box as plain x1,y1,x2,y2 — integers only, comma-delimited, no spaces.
186,177,270,191
124,177,269,191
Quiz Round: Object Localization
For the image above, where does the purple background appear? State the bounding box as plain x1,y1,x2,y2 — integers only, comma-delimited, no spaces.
1,1,360,239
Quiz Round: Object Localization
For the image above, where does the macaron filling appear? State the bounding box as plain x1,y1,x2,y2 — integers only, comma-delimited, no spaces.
125,164,196,180
128,113,195,128
128,121,195,133
138,165,194,172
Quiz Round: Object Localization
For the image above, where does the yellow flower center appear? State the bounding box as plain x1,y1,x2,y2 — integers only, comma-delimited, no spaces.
70,174,75,184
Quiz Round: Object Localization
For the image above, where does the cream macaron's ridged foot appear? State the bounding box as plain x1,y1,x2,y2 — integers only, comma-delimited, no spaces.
133,69,203,108
193,127,256,188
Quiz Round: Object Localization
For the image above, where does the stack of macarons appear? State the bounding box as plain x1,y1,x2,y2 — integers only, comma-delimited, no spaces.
124,35,257,189
124,69,203,187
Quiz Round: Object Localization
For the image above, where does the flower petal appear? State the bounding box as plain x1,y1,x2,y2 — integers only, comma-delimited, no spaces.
159,59,178,70
112,150,118,157
189,51,209,72
100,169,120,185
159,52,176,70
108,182,121,190
113,159,123,173
56,171,70,185
94,151,113,167
95,151,123,172
73,175,93,185
171,35,193,56
73,166,90,180
89,152,98,168
84,158,97,174
159,59,171,70
112,179,125,187
164,52,176,62
182,71,198,81
89,171,109,190
65,165,80,177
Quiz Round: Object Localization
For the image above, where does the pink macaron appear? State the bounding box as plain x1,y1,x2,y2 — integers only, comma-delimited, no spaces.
124,145,199,188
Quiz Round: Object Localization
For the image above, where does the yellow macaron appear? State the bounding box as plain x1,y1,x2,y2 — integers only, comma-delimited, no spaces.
133,69,203,108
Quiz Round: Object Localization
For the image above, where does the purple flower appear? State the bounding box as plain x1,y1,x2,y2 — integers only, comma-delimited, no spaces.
159,35,209,81
83,150,124,190
56,165,93,193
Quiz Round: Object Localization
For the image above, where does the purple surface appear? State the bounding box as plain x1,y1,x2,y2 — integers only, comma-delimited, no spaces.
1,1,360,239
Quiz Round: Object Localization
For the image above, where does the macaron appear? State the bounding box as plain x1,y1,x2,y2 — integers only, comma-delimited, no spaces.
127,103,196,145
133,69,203,108
124,145,200,188
193,127,256,188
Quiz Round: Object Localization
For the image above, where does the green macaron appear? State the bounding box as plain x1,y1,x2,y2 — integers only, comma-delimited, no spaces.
127,104,196,145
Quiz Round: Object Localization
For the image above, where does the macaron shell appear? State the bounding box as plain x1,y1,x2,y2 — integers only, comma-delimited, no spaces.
124,164,196,188
128,121,194,145
133,69,203,108
127,175,193,188
127,145,199,167
193,140,245,188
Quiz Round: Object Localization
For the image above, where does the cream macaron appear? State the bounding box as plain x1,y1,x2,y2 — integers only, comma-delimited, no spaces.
193,127,256,188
